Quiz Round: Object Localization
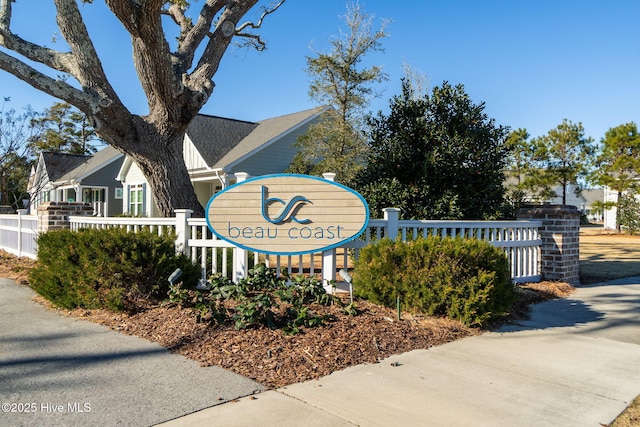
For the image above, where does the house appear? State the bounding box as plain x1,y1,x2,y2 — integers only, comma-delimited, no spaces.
29,146,125,216
581,188,605,222
116,106,327,217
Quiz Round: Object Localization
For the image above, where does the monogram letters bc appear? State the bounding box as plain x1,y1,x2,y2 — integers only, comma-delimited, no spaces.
261,186,312,225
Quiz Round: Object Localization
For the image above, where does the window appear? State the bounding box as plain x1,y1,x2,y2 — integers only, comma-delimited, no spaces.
128,184,145,216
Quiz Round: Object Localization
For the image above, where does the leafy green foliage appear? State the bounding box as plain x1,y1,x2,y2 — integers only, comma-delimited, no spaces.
617,192,640,235
29,228,200,312
353,236,516,326
354,80,510,220
531,119,595,205
28,102,100,155
166,264,347,335
504,128,557,211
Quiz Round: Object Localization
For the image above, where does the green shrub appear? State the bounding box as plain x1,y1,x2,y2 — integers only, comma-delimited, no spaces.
353,236,516,326
29,228,200,312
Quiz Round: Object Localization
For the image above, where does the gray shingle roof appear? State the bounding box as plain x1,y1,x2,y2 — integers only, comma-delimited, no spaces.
41,152,89,181
186,115,258,166
186,106,327,168
54,146,123,183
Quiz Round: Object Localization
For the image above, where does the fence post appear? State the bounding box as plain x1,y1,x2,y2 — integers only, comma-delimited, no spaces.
174,209,192,254
17,209,27,257
383,208,400,240
233,172,250,281
516,205,580,284
322,173,337,292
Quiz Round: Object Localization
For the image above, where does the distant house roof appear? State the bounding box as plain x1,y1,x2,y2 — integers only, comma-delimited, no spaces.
220,106,327,169
582,188,605,205
54,146,123,184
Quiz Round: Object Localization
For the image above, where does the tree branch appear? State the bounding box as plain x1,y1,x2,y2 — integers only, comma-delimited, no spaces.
0,50,97,112
54,0,122,108
0,0,76,75
174,0,225,73
235,0,286,50
106,0,182,117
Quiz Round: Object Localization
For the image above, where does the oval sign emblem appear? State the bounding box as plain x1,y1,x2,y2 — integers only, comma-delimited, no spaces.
205,174,370,255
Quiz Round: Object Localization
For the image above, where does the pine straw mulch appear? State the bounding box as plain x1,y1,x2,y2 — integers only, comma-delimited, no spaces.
0,250,574,389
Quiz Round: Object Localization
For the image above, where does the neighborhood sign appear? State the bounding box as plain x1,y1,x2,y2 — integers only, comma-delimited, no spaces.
205,174,370,255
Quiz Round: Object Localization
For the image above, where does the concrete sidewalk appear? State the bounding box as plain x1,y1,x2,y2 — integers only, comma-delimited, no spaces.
0,278,263,427
160,277,640,427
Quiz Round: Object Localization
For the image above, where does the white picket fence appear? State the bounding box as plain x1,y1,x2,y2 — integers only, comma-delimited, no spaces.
0,210,38,259
0,209,542,285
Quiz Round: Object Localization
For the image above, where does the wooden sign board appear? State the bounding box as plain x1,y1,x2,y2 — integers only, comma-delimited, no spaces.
205,174,370,255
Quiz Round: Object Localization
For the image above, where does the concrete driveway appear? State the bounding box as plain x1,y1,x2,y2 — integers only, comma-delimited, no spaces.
0,278,263,427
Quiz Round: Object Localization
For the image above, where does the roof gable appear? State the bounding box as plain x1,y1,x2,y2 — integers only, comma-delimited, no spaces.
214,106,327,169
186,115,258,166
41,152,90,181
54,146,123,184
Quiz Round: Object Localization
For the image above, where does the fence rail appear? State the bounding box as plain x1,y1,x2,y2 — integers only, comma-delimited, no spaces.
0,209,542,285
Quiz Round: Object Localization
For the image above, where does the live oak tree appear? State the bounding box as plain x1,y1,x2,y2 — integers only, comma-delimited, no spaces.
287,1,388,183
0,0,285,217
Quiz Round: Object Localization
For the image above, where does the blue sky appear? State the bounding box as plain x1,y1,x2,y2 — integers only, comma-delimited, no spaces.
1,1,639,142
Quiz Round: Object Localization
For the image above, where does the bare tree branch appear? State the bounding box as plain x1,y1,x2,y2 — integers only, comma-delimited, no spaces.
236,0,285,33
0,0,76,75
174,0,225,73
0,0,13,32
235,0,286,51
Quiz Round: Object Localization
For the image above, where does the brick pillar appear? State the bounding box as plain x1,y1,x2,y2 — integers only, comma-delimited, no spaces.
516,205,581,285
37,201,94,233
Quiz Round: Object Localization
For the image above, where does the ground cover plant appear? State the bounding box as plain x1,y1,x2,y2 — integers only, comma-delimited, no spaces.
166,264,354,335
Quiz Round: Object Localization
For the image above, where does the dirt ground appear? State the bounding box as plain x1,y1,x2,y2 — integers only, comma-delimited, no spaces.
580,226,640,284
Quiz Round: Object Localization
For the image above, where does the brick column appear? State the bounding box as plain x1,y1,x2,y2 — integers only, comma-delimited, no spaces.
37,201,94,233
516,205,580,285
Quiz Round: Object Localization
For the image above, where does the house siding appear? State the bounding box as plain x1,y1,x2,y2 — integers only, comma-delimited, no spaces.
229,127,305,176
121,162,158,217
183,135,208,170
